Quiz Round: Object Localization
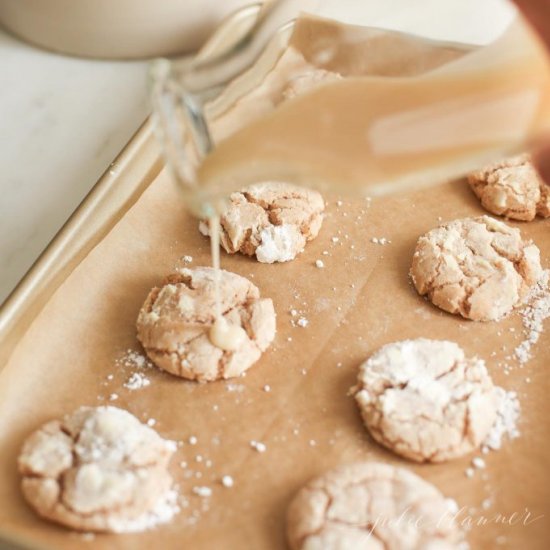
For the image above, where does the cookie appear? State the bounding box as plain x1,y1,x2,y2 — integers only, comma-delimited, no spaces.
199,182,324,263
411,215,542,321
352,339,498,462
468,154,550,221
137,267,276,381
283,68,342,100
18,406,177,533
286,462,464,550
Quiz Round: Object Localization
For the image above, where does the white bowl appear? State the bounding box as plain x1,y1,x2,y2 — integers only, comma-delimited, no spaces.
0,0,256,59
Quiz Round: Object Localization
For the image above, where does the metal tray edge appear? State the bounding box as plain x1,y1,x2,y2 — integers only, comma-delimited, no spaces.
0,118,163,368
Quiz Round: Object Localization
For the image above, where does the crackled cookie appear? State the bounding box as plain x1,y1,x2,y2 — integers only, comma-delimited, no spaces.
199,182,324,263
283,69,342,100
18,406,178,533
468,154,550,221
287,462,464,550
352,339,498,463
137,267,276,381
411,215,542,321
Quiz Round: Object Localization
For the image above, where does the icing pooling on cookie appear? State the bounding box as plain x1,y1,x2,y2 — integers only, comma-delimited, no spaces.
209,316,247,351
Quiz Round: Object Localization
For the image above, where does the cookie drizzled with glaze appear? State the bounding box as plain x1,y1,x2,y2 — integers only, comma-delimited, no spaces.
207,214,248,352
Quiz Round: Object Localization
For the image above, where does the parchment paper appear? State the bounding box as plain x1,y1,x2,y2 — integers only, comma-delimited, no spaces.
0,15,549,550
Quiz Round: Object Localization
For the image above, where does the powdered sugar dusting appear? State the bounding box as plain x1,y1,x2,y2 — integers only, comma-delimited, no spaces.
515,270,550,364
483,387,520,450
108,488,180,533
124,372,151,390
256,224,300,263
117,349,154,370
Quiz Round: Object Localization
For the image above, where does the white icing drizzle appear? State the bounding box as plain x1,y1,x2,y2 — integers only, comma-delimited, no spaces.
208,215,247,351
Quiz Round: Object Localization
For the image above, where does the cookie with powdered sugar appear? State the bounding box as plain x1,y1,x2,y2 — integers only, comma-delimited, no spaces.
411,215,542,321
18,406,178,532
468,154,550,221
352,339,498,462
199,182,324,263
287,462,465,549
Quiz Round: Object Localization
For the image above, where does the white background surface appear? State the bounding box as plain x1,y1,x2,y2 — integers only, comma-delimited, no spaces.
0,28,149,304
0,0,515,304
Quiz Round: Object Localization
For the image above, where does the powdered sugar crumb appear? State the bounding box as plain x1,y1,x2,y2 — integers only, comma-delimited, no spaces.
371,237,391,245
117,349,154,370
124,372,151,390
472,457,486,469
226,383,245,393
250,440,267,453
221,475,234,488
192,486,212,498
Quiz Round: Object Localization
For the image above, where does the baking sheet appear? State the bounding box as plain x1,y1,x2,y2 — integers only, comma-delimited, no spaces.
1,14,549,550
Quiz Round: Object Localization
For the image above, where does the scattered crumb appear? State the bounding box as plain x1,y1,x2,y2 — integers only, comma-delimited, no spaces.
109,393,118,401
263,385,271,392
297,317,309,328
192,486,212,498
226,383,245,393
221,475,234,488
250,440,267,453
116,349,153,370
189,436,198,445
371,237,391,245
315,259,325,269
124,372,151,390
146,418,156,427
472,457,486,469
